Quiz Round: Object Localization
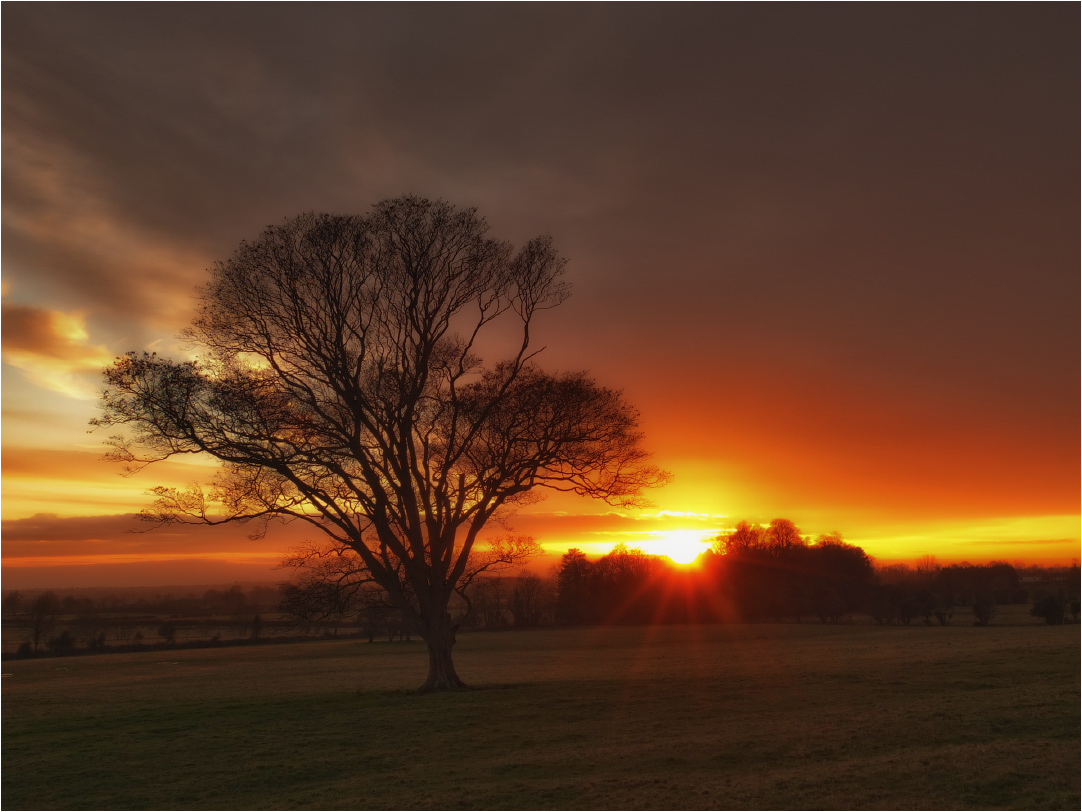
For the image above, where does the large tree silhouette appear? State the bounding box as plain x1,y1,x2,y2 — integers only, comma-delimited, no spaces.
95,196,666,691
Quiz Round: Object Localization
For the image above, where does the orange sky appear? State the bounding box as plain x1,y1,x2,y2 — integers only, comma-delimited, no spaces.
2,5,1078,588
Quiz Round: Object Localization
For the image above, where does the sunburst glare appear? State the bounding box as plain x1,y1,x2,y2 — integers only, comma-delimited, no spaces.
640,529,714,565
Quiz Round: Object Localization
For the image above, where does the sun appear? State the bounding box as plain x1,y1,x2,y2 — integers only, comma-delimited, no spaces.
642,529,712,565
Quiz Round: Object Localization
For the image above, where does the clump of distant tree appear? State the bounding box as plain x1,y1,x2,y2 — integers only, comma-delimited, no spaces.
1031,594,1066,625
870,557,1033,626
556,544,674,625
1026,562,1081,625
549,522,875,626
707,520,875,623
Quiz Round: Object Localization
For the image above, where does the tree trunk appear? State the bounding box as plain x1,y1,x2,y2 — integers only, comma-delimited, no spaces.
418,612,468,692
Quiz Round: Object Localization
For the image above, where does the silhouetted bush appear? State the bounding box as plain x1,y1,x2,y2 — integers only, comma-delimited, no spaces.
933,604,955,626
158,621,177,644
972,595,996,626
868,584,917,625
86,632,107,651
47,630,76,656
1031,594,1065,625
27,591,61,651
511,573,547,628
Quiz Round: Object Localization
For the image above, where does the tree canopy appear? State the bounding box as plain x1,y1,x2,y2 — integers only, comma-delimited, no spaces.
95,196,667,690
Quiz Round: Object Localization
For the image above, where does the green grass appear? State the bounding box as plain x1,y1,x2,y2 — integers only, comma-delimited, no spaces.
3,620,1078,809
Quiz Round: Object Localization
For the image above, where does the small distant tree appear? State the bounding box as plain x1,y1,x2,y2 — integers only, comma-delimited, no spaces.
157,621,177,644
933,600,955,626
714,521,765,557
47,630,76,656
222,586,249,636
1031,594,1065,625
914,555,940,582
2,590,24,616
250,614,263,640
75,613,109,649
27,592,60,651
971,595,995,626
915,589,937,625
764,518,806,558
592,544,662,624
279,578,360,636
113,620,133,644
806,533,874,623
473,575,508,628
556,548,595,625
511,572,546,628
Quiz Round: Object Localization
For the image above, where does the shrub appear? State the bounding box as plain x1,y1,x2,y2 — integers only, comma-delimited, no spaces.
972,595,996,626
1031,594,1065,625
47,630,76,655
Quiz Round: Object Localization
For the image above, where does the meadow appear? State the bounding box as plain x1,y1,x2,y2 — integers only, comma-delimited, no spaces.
2,614,1078,810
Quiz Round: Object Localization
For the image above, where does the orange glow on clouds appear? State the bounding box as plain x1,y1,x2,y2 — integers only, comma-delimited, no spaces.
1,315,113,399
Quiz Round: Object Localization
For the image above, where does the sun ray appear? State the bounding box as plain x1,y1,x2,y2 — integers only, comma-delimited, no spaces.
641,529,713,565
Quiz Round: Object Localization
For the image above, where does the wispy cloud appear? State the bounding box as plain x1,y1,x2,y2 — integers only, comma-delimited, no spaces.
1,301,113,398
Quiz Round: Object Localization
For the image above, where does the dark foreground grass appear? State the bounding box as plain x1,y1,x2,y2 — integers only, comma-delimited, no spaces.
2,620,1078,810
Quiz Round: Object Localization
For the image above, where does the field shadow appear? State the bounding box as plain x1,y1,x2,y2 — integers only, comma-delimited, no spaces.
359,682,527,699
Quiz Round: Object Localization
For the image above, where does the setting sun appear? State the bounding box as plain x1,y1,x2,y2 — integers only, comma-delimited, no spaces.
641,529,714,565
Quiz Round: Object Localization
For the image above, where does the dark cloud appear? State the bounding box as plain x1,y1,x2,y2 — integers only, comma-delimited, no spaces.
1,5,1077,540
2,558,283,589
0,512,311,555
2,513,146,544
964,538,1076,547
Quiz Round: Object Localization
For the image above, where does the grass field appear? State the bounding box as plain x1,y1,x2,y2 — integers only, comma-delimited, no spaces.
2,617,1078,810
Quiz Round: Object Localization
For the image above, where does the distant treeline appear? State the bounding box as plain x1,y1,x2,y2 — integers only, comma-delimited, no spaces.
3,520,1079,658
2,581,415,659
2,584,284,658
469,520,1080,629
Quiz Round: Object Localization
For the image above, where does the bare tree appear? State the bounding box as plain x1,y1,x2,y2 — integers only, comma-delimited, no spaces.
714,521,765,556
473,574,508,628
914,554,940,583
27,591,60,652
94,196,666,691
511,572,547,627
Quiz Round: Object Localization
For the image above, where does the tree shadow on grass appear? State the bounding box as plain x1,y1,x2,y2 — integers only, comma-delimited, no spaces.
359,682,526,698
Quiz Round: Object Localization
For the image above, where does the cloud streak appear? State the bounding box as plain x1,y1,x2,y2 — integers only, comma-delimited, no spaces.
1,302,113,397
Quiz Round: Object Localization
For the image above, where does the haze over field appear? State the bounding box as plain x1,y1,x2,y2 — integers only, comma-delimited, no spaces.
2,5,1078,588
